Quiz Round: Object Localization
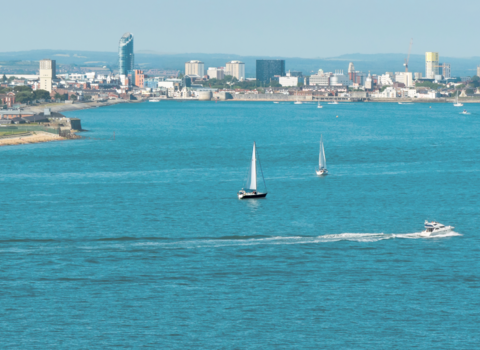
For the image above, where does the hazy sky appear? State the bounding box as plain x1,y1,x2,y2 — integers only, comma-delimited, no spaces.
2,0,479,58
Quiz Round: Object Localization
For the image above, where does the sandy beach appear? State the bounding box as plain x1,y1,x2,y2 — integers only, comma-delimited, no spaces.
0,131,65,147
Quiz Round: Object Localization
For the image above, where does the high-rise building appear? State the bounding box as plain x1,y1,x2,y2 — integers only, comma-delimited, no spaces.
119,33,134,75
225,61,245,80
425,52,439,79
438,63,451,79
395,72,413,87
256,60,285,85
185,60,205,77
477,65,480,77
207,67,225,80
39,59,56,93
348,62,355,81
414,72,423,80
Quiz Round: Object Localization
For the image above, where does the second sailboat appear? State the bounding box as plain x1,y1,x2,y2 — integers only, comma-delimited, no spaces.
316,135,328,176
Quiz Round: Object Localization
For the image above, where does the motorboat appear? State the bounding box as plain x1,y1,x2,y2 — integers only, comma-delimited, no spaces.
420,221,454,237
315,135,328,176
274,102,279,104
149,99,160,102
328,101,339,105
238,142,268,199
461,109,470,115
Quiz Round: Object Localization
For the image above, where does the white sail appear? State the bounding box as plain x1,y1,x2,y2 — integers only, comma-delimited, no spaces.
319,136,326,169
246,142,257,190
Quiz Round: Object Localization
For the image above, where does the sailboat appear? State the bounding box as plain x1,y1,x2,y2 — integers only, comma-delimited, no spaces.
317,100,323,109
294,91,303,104
316,135,328,176
454,91,463,107
238,142,268,199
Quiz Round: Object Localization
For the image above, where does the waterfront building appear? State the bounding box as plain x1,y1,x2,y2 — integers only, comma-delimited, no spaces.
309,69,332,86
207,67,225,80
119,33,134,76
395,72,413,87
365,73,373,90
256,60,285,85
279,76,299,87
330,70,352,87
414,72,423,80
185,61,205,77
425,52,439,79
348,62,356,82
39,59,56,93
378,73,394,86
225,61,245,81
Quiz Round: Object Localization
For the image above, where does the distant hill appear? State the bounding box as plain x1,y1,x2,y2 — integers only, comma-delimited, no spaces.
0,50,478,77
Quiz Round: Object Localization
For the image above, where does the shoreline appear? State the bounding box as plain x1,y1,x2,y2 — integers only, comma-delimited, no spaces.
21,98,480,115
0,131,66,147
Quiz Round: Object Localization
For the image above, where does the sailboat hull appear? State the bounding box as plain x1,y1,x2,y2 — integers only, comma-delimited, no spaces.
238,192,267,199
316,170,328,176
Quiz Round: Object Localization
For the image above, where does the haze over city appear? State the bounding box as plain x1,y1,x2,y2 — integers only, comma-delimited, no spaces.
2,0,479,58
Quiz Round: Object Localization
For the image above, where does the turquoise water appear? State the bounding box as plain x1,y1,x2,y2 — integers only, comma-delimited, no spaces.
1,101,479,348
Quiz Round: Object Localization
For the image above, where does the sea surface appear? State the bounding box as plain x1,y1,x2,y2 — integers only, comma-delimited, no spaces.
1,101,479,349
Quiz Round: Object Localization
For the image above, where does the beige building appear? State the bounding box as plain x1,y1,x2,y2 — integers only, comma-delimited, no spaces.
225,61,245,81
185,60,204,77
477,65,480,77
39,59,56,93
425,52,439,79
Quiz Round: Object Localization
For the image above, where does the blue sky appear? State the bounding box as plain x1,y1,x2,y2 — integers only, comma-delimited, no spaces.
2,0,479,58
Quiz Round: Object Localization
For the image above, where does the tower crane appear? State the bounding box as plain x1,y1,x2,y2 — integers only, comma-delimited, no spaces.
404,38,413,72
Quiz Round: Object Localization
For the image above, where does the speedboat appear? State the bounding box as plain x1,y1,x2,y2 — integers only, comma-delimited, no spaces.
461,109,470,115
294,101,303,105
420,221,454,237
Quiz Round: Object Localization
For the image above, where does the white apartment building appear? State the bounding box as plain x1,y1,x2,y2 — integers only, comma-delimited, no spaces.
425,52,439,79
39,59,56,92
310,69,331,86
477,65,480,77
185,60,205,77
395,72,413,87
414,72,423,80
225,61,245,81
207,67,225,80
377,74,394,85
370,87,397,98
330,70,352,87
279,76,299,87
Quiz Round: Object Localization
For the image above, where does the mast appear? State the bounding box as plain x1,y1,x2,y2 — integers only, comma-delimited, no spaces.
248,142,257,190
319,135,326,169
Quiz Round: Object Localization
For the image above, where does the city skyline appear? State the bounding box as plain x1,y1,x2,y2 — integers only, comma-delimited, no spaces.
1,0,479,58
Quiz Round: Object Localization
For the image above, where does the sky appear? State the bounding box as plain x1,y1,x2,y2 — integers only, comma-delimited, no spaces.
2,0,479,58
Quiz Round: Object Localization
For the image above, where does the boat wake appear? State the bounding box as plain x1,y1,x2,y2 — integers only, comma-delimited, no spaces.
132,231,462,249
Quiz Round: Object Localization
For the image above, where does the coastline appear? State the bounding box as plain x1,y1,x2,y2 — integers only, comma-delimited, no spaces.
0,131,65,147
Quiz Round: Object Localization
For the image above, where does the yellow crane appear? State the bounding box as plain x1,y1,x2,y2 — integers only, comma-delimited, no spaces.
404,39,413,72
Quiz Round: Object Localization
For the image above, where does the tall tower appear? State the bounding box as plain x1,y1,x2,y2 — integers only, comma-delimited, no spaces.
39,59,56,93
119,33,134,75
348,62,355,82
425,52,439,79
